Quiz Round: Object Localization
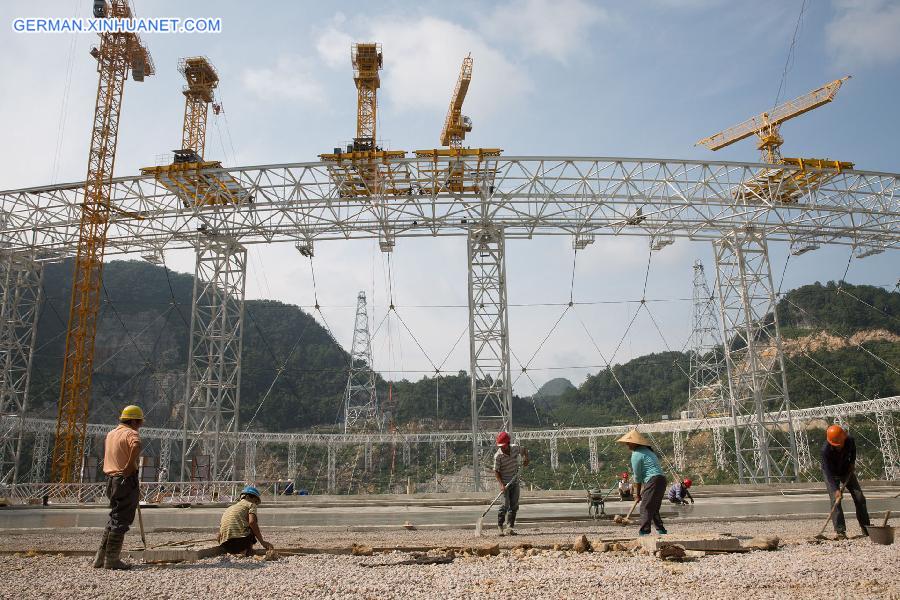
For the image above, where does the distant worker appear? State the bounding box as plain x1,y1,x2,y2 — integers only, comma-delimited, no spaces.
493,431,530,536
283,480,295,495
617,430,668,536
667,478,694,505
218,486,274,556
92,405,144,570
618,471,634,501
822,424,871,538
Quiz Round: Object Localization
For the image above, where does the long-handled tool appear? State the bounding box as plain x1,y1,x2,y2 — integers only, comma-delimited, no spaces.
614,498,640,526
136,481,147,550
475,474,519,537
815,480,847,540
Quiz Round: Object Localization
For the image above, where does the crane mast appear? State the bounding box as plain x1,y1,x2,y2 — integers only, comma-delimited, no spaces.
179,57,219,162
352,43,382,152
441,54,473,148
51,0,153,483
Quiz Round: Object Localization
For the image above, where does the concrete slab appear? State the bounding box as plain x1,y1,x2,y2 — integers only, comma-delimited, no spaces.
640,535,741,553
141,543,222,563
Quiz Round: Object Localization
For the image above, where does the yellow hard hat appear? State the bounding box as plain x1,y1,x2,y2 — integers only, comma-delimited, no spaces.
119,405,144,421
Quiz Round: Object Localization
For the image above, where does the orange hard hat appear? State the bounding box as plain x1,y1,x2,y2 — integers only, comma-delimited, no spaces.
683,478,692,488
826,424,847,447
496,431,511,446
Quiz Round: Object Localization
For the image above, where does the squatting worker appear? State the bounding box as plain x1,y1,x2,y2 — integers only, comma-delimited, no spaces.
667,478,694,505
493,431,530,536
218,486,274,555
822,424,871,538
92,405,144,570
616,429,668,536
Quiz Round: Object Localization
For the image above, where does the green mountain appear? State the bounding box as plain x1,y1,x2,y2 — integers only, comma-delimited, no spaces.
27,262,898,435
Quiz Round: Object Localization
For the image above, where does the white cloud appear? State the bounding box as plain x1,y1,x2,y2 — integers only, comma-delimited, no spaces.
241,55,326,104
315,14,354,69
827,0,900,69
481,0,607,63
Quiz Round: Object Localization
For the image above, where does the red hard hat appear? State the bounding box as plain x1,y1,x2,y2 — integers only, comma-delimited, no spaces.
683,478,692,488
496,431,511,446
826,424,847,447
621,472,629,479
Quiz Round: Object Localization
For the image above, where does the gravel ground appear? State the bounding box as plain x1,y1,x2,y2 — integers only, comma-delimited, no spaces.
0,518,897,599
0,535,897,600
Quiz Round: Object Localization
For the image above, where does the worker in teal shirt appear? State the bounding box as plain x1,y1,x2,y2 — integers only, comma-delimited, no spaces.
617,429,668,535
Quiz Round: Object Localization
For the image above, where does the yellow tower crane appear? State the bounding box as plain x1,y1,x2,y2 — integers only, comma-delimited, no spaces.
352,42,383,152
178,56,219,162
141,57,248,207
52,0,154,483
695,76,854,204
440,54,474,148
696,76,851,164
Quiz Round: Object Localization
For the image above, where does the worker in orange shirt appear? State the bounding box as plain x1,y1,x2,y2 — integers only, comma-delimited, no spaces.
92,405,144,570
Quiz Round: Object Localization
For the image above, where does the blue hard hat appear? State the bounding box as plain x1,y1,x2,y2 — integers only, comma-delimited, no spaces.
241,485,260,499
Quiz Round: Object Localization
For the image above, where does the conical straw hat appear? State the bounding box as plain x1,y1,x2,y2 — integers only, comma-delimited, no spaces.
616,429,652,447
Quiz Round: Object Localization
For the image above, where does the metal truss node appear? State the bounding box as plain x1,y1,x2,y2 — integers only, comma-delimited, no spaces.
877,411,900,480
467,224,512,491
0,252,42,485
344,291,381,432
714,230,799,483
181,235,246,481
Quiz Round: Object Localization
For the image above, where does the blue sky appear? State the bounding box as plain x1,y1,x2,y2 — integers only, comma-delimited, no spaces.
2,0,898,397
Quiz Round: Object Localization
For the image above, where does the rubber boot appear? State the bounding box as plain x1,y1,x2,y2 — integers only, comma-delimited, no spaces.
497,512,506,536
506,511,517,535
92,529,110,568
103,531,131,570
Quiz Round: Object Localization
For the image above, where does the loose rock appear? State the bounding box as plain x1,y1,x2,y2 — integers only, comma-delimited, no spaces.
351,543,374,556
746,535,780,551
573,535,591,553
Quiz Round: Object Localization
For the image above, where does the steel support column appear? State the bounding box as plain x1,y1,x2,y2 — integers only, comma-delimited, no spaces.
287,441,297,481
0,252,42,485
364,442,373,471
673,431,685,471
713,230,799,483
588,436,599,473
326,444,336,494
794,421,811,475
876,411,899,481
550,437,559,471
687,259,726,419
344,291,380,432
713,427,727,470
467,224,512,491
181,236,246,481
159,438,171,481
29,430,49,483
244,438,257,481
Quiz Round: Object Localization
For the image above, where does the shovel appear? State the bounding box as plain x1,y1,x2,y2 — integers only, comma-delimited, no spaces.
814,481,847,540
614,499,640,526
474,474,519,537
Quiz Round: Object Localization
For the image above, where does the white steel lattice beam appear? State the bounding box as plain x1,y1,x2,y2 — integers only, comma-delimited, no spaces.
0,158,897,256
0,251,42,485
468,224,512,491
29,430,49,483
326,444,336,494
794,421,812,475
550,437,559,471
181,235,246,481
714,229,799,483
159,438,171,482
244,438,257,481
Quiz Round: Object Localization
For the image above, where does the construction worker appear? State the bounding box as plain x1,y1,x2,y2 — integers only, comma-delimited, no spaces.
667,478,694,505
617,429,668,536
822,424,871,538
618,471,634,501
218,485,274,556
493,431,529,536
92,405,144,570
